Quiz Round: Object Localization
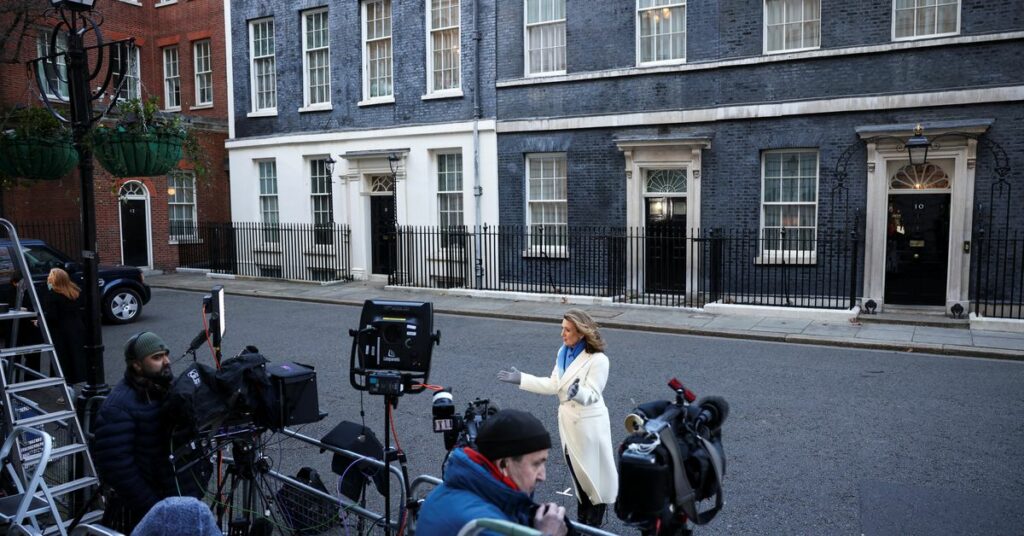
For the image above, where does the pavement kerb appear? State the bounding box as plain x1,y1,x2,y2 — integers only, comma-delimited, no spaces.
148,281,1024,362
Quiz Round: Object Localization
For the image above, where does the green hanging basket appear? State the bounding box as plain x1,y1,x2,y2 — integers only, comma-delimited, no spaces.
93,128,186,178
0,134,79,181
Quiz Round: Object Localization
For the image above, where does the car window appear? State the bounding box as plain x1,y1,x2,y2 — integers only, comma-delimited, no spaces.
22,246,66,276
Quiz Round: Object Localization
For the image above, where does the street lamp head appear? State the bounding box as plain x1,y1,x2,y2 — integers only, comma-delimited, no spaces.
51,0,98,11
905,123,930,166
387,152,400,175
324,155,336,176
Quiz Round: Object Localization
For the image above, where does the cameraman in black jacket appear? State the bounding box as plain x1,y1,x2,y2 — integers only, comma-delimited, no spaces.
92,332,208,531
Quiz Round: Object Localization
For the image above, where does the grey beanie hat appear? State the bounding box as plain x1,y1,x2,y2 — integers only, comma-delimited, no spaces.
124,331,170,361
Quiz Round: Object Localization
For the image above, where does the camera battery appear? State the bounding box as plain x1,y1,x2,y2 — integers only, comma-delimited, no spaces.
367,370,404,396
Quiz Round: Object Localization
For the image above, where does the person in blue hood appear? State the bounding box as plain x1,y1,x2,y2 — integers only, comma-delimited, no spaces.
417,409,568,536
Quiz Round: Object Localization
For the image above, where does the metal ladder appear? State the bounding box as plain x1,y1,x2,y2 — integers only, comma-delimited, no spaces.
0,218,102,535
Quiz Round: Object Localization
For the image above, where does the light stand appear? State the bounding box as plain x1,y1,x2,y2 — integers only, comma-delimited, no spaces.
29,0,136,404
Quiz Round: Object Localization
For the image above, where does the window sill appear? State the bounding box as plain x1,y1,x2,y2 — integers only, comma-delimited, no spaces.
892,31,960,43
169,236,202,245
164,106,182,112
525,70,567,78
422,89,463,101
247,109,278,118
764,45,820,55
299,103,333,113
637,58,686,68
754,253,817,265
358,96,395,107
254,244,283,253
117,0,142,5
521,248,568,259
155,0,177,7
190,103,214,110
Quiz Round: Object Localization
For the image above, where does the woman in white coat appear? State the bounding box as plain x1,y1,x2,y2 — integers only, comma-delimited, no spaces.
497,309,618,527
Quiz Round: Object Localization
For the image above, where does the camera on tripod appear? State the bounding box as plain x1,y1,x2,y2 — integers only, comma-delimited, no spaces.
431,391,499,451
615,378,729,535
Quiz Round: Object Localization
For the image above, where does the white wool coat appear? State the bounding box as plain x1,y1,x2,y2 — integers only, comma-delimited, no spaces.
519,350,618,505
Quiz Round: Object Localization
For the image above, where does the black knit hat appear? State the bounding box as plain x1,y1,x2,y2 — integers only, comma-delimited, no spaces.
475,409,552,460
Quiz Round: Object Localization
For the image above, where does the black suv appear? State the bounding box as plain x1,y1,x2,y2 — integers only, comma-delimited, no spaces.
0,239,152,324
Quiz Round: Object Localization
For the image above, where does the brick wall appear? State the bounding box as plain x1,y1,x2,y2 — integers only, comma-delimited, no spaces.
0,1,229,271
230,0,498,139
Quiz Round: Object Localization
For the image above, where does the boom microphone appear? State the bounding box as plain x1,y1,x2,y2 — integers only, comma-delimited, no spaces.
694,396,729,431
186,329,208,353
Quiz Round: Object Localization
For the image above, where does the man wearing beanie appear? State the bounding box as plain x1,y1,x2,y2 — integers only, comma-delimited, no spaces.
417,409,568,536
93,332,202,532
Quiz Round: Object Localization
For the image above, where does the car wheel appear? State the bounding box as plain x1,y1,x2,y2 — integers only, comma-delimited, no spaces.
104,288,143,324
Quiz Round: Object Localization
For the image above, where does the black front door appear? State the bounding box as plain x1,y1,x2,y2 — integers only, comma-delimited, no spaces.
645,196,686,293
120,199,148,267
370,195,396,275
885,194,950,305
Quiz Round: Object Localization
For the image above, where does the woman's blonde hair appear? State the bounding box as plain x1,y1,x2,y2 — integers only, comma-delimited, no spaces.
564,308,605,353
48,268,80,300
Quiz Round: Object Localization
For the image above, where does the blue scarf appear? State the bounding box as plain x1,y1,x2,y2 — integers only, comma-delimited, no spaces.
557,340,587,375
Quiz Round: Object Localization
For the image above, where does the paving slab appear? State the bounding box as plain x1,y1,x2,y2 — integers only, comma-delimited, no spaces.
751,317,813,333
702,315,763,331
971,335,1024,351
802,322,861,338
855,326,916,343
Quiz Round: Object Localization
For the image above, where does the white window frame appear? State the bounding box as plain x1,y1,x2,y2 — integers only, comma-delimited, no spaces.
258,160,280,244
193,39,213,108
111,42,141,101
524,0,566,77
168,171,197,241
162,46,181,111
524,153,568,255
763,0,821,54
892,0,960,41
309,157,335,246
301,8,332,111
636,0,687,66
249,18,277,116
758,149,819,264
360,0,394,105
436,152,465,248
36,29,68,101
425,0,462,97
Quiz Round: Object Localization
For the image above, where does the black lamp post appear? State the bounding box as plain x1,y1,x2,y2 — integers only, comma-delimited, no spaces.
30,0,135,403
387,153,400,275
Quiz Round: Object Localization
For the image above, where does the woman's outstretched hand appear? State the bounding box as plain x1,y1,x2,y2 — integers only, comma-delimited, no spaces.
497,366,522,385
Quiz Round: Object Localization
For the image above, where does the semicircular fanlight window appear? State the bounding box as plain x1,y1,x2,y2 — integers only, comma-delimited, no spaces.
890,163,951,191
645,169,687,194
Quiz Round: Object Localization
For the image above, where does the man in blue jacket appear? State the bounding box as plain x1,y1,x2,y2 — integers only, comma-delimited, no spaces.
417,409,568,536
92,332,205,532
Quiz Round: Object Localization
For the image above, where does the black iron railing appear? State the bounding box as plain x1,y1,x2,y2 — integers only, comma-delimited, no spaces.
4,220,83,261
391,225,861,310
177,222,352,283
974,230,1024,319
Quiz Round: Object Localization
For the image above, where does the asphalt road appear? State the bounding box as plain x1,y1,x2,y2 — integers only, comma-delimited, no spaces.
99,289,1024,535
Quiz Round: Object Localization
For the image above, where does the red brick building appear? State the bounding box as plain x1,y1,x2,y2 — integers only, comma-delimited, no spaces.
0,0,230,271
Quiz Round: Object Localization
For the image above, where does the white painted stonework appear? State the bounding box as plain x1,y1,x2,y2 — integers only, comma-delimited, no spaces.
227,121,499,279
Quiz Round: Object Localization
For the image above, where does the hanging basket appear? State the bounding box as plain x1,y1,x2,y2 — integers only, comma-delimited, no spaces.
0,134,78,181
93,128,186,178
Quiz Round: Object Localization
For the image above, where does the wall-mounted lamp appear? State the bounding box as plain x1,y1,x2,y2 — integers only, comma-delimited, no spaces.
324,155,337,176
905,124,931,166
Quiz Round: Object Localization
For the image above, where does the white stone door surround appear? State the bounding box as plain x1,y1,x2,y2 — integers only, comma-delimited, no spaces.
616,137,710,296
859,120,991,312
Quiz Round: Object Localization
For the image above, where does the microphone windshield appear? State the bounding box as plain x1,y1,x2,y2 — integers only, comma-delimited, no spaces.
696,396,730,429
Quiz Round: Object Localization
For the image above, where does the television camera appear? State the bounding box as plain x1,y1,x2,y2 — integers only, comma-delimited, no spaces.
431,391,499,451
615,378,729,535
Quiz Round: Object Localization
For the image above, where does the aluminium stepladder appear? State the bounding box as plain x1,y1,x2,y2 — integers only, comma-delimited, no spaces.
0,218,103,535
